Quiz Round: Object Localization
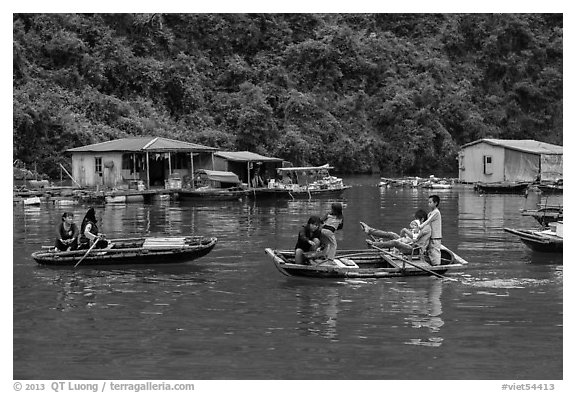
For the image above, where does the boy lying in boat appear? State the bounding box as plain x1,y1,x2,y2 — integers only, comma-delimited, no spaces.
360,209,431,256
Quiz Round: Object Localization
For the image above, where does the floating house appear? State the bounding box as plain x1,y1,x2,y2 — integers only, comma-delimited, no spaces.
66,137,217,189
213,151,284,187
458,139,563,183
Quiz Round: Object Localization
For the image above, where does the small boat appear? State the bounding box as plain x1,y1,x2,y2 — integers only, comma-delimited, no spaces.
23,196,41,205
32,236,217,266
265,246,468,279
536,181,563,194
504,222,563,253
179,170,249,201
254,164,350,199
521,206,563,227
475,181,531,194
105,195,127,203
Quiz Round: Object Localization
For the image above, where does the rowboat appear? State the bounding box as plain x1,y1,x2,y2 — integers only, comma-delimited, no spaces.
265,246,468,279
521,206,562,227
504,222,563,253
32,236,217,266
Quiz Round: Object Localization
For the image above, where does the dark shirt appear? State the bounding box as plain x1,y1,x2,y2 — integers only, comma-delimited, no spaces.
57,222,79,241
79,220,99,244
295,225,322,252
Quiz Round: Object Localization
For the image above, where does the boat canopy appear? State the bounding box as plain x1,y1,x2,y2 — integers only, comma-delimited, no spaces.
277,164,333,173
195,169,240,184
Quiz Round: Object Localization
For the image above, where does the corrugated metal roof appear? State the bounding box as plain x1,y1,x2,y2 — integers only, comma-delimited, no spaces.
67,137,217,153
460,139,563,155
215,151,283,162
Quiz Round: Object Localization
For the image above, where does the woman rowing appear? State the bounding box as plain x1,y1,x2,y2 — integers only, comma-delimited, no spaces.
78,207,109,250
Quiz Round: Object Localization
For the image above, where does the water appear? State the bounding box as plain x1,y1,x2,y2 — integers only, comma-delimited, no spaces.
13,176,563,380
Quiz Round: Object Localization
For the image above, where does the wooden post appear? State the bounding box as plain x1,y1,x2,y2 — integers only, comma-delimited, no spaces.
247,162,251,188
132,153,137,180
146,152,150,188
190,152,195,190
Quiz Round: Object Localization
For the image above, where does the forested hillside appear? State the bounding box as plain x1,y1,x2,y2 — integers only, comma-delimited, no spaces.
13,13,563,178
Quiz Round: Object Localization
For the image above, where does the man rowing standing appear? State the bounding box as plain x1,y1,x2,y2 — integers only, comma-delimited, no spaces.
419,195,442,266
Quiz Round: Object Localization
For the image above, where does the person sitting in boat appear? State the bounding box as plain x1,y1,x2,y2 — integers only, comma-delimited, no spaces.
320,202,344,260
78,207,109,249
361,219,420,245
362,209,431,256
295,215,323,264
54,212,79,251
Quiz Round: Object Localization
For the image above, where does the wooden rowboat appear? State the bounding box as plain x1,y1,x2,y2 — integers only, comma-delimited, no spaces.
32,236,217,266
264,246,468,279
504,224,563,253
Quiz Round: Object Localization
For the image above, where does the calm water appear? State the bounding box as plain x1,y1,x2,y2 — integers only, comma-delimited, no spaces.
13,176,563,380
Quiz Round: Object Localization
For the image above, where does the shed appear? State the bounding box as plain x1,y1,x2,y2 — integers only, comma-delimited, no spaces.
214,151,284,187
66,137,217,188
458,139,563,183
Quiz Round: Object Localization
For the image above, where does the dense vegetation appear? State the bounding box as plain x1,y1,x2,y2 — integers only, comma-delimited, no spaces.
13,13,563,178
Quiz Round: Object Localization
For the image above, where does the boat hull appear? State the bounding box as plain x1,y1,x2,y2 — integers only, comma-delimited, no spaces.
475,182,530,194
250,186,351,199
265,246,467,279
179,189,248,201
32,236,217,266
504,228,562,253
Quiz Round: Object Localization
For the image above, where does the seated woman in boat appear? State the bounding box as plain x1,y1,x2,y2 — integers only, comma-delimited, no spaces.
54,212,79,251
362,209,431,255
78,207,109,249
295,215,323,264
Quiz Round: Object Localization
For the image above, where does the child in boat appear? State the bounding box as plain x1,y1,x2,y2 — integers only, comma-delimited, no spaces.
78,207,109,249
360,219,419,244
54,212,79,251
362,209,431,255
295,215,322,264
320,202,344,260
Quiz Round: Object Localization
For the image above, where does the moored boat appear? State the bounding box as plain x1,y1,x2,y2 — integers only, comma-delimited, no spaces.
475,181,531,194
179,169,248,201
253,164,350,199
504,222,563,253
521,206,563,227
32,236,217,266
265,245,467,279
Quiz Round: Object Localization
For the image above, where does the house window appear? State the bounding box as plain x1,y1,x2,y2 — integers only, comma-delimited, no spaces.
483,155,493,175
95,157,103,176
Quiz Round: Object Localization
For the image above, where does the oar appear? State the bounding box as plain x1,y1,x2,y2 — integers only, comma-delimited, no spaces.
74,238,100,268
368,240,456,281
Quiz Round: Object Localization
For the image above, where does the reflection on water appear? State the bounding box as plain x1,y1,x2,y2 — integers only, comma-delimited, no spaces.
13,177,562,380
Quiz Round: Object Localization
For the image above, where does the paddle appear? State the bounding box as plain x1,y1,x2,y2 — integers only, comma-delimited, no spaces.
74,238,100,268
367,235,456,281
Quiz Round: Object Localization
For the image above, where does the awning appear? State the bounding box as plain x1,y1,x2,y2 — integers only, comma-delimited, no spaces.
215,151,283,162
196,169,240,184
277,164,333,172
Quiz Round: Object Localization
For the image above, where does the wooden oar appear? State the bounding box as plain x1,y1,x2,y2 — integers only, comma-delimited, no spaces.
369,241,456,281
74,238,100,268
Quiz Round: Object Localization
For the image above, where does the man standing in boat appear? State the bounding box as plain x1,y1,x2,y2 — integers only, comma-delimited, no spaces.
419,195,442,266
